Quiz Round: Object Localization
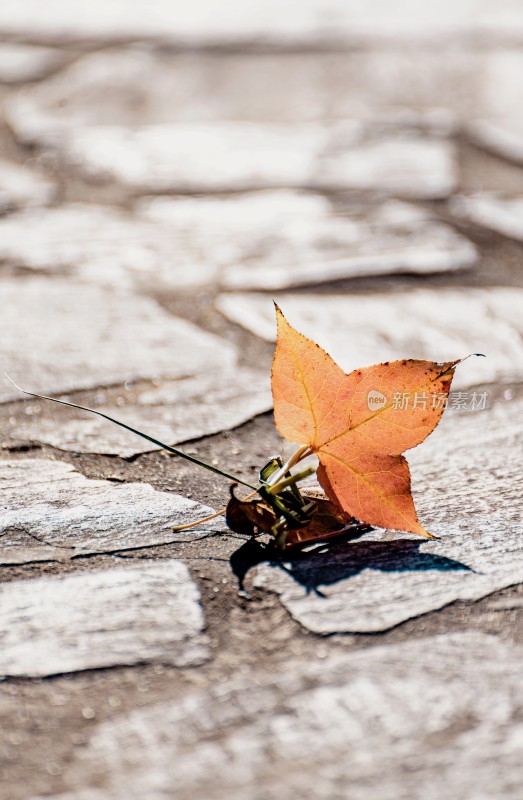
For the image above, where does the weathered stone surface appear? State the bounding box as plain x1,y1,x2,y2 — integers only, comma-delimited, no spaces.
6,63,456,198
51,126,457,197
146,196,476,290
43,633,523,800
468,51,523,164
3,370,271,456
0,459,224,564
253,396,523,633
0,197,473,292
9,43,523,173
317,128,456,198
0,203,222,289
1,46,333,133
5,48,457,197
0,45,473,130
0,0,522,45
0,159,55,214
0,278,237,403
0,43,64,83
11,120,320,192
451,192,523,241
0,559,208,676
216,288,523,388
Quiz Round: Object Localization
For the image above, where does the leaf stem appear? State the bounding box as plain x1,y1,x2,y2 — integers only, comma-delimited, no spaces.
171,488,260,531
267,466,317,495
172,507,227,531
266,444,312,487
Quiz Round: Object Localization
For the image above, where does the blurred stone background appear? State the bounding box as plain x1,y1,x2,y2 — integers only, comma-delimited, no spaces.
0,2,522,799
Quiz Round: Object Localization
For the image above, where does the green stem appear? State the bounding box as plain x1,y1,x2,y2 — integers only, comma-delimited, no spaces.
5,375,257,490
266,444,311,487
268,466,317,495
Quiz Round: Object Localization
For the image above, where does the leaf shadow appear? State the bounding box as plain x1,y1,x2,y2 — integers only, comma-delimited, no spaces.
230,534,476,597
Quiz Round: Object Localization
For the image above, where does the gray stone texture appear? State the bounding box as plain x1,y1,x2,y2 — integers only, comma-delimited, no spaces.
3,370,271,456
38,632,523,800
216,288,523,389
0,459,224,564
0,196,475,290
451,192,523,241
1,1,522,45
0,159,56,214
0,43,65,83
0,559,208,676
0,278,237,403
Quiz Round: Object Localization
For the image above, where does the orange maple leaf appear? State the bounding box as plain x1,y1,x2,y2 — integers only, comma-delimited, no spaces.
271,305,460,539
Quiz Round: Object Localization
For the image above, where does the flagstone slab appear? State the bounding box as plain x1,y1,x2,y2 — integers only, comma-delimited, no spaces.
0,203,222,289
216,288,523,389
0,0,522,45
317,128,456,198
0,45,472,132
468,50,523,165
451,192,523,241
0,43,65,83
8,42,523,165
6,75,456,197
0,559,208,676
0,159,55,214
0,46,364,134
42,633,523,800
3,370,272,457
471,120,523,166
0,459,224,564
57,125,457,197
145,196,476,290
0,197,474,293
12,120,323,192
253,395,523,633
0,278,237,404
4,49,457,197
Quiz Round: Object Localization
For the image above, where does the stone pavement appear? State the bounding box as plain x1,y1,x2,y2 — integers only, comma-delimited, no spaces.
0,3,522,799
